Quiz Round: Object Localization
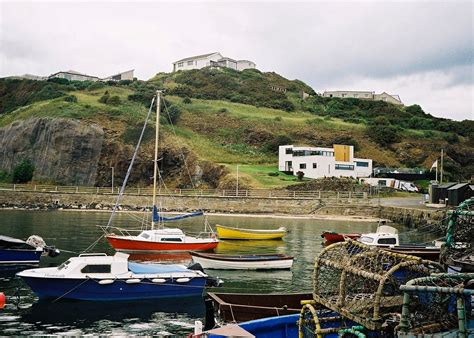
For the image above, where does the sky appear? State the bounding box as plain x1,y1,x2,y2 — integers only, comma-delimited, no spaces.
0,1,472,121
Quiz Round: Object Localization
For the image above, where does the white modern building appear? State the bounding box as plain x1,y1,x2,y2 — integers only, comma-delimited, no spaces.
278,144,373,179
172,52,256,72
322,90,403,105
49,70,100,82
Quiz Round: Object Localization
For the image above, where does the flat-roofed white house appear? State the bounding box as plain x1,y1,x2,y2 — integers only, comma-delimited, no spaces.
278,144,373,179
172,52,256,72
49,70,100,82
102,69,135,81
322,90,403,105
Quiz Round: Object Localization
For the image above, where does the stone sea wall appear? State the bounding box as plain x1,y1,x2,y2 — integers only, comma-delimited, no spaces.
0,191,447,228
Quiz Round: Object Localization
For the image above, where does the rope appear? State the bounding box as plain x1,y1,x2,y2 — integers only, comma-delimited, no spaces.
82,233,105,253
52,277,91,303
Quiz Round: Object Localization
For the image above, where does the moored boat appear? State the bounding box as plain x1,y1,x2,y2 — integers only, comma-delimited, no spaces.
17,252,208,301
358,225,441,260
215,224,286,240
190,251,293,270
0,235,59,271
320,231,360,244
103,91,218,253
207,292,313,323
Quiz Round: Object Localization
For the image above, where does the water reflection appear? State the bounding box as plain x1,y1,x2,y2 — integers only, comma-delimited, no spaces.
22,296,205,327
128,252,192,264
215,239,285,254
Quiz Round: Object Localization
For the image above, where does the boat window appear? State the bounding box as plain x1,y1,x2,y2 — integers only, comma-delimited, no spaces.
378,238,397,245
359,236,373,244
140,233,150,239
58,259,71,270
81,265,111,273
160,238,183,242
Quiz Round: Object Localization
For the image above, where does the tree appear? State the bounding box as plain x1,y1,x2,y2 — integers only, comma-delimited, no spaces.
12,159,34,183
98,91,110,103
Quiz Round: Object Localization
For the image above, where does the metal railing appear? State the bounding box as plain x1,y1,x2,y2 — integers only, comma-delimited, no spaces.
0,183,369,200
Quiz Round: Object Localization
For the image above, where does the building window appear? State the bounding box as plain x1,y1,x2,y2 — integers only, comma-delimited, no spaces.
313,163,317,169
178,62,183,67
187,60,194,65
356,161,369,167
335,164,354,170
299,163,306,169
285,148,293,154
81,265,111,273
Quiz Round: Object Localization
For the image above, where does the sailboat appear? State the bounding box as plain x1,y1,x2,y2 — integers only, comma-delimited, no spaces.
104,91,219,253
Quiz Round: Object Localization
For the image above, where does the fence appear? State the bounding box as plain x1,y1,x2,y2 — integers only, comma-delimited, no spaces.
0,183,369,201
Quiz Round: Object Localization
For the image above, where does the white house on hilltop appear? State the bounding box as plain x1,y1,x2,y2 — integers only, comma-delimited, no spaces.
279,144,373,179
322,90,403,105
172,52,256,72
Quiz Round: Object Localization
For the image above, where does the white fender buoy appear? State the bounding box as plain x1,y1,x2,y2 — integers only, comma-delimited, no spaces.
98,279,114,285
126,279,141,284
151,278,166,283
176,278,190,283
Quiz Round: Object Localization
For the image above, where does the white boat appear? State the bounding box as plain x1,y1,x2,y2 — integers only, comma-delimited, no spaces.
17,252,208,301
103,91,218,252
190,251,294,270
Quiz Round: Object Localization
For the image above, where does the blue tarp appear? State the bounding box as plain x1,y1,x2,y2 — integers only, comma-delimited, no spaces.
128,262,190,274
152,206,203,222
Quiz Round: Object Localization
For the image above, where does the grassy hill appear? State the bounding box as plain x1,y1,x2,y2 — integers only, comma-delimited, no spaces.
0,69,472,187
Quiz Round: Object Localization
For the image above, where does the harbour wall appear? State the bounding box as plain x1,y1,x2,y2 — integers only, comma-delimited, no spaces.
0,191,447,227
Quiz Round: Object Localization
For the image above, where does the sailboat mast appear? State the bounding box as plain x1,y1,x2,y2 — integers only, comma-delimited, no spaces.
151,90,162,229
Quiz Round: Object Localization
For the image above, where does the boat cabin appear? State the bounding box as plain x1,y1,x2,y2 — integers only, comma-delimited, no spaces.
358,225,400,246
138,228,186,243
55,252,130,277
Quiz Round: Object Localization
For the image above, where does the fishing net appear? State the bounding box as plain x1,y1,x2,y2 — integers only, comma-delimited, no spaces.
441,197,474,272
397,273,474,336
312,240,443,331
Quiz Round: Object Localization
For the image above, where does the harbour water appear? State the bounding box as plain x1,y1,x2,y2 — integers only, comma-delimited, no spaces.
0,210,436,336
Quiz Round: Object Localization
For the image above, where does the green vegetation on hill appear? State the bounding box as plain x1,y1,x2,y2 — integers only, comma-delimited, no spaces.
0,68,472,187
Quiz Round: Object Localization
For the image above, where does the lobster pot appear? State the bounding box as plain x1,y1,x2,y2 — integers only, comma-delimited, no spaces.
398,273,474,336
313,240,443,331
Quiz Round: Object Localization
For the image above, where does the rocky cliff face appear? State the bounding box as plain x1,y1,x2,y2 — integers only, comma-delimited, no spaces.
0,118,104,185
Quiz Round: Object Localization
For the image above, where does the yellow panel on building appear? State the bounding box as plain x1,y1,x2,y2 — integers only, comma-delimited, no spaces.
334,145,351,162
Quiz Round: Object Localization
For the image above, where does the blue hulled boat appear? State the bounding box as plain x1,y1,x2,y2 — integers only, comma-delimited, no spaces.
17,252,208,301
0,235,44,270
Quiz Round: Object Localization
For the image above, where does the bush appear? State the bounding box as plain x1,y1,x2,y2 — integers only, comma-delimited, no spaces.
218,108,228,114
107,95,121,105
183,97,192,104
367,123,401,146
98,91,110,104
64,95,77,103
87,82,105,91
0,170,11,183
296,171,305,181
163,105,181,124
12,159,34,183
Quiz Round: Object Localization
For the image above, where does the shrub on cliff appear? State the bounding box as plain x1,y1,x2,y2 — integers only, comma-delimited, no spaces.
12,159,34,183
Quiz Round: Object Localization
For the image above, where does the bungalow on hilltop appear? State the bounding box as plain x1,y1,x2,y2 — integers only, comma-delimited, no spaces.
322,90,403,105
9,69,135,82
172,52,256,72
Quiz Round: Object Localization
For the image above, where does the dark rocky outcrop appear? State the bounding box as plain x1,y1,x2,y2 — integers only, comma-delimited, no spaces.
0,117,104,185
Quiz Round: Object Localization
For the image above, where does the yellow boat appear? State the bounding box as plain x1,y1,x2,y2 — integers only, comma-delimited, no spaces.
215,224,287,240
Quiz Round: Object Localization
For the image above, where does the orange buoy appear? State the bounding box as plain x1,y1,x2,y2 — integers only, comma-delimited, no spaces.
0,292,5,309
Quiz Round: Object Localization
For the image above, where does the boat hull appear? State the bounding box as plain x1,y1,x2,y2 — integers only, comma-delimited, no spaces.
19,275,206,301
215,225,286,240
191,252,293,270
106,235,218,253
208,292,313,323
0,248,42,269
